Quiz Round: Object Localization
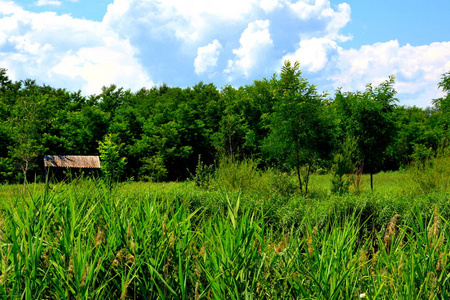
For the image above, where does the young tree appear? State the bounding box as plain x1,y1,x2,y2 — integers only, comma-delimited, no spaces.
98,133,127,184
8,87,48,185
334,76,398,190
263,61,330,195
432,71,450,138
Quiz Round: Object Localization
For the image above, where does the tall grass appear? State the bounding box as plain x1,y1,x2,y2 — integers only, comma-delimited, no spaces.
407,149,450,194
0,176,450,298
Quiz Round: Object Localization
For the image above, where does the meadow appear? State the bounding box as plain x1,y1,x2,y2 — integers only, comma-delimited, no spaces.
0,158,449,299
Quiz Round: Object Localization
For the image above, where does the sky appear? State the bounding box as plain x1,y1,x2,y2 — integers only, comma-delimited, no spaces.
1,0,449,107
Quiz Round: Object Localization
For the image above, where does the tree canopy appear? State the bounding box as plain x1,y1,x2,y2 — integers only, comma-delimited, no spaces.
0,65,448,187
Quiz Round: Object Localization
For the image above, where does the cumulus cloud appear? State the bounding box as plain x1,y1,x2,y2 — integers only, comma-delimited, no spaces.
282,37,339,72
0,1,23,15
103,0,259,44
34,0,62,6
0,0,449,107
225,20,273,78
0,0,153,94
330,40,450,107
194,39,222,75
51,45,152,95
260,0,282,13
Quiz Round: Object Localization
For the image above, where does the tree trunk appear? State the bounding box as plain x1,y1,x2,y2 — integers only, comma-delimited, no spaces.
305,164,311,196
296,164,303,195
370,172,373,191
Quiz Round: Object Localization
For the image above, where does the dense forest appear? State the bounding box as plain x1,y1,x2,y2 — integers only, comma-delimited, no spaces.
0,61,449,187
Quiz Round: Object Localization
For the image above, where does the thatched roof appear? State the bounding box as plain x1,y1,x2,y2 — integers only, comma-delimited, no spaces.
44,155,101,169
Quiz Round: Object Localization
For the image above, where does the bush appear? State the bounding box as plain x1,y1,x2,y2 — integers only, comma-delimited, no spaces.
190,155,215,189
408,147,450,193
212,156,261,192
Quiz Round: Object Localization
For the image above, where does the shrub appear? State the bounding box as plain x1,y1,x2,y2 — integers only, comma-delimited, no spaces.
212,156,260,192
408,147,450,193
190,155,214,189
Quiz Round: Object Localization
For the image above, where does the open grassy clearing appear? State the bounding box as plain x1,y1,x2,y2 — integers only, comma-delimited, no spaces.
0,168,449,299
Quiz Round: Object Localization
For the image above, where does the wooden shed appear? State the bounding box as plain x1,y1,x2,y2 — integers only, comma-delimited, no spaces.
44,155,101,180
44,155,101,169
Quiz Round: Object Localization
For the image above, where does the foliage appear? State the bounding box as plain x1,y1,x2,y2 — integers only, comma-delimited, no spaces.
190,155,215,189
98,133,127,182
331,136,358,194
212,156,261,192
263,61,331,195
0,67,448,183
139,154,168,182
408,146,450,193
333,76,398,190
1,176,450,298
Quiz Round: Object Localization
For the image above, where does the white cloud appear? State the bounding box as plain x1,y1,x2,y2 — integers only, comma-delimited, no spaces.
51,45,152,94
194,39,222,75
103,0,259,44
260,0,282,13
330,40,450,107
0,0,448,107
0,1,23,15
288,0,328,20
0,1,153,94
282,37,339,72
225,20,273,78
279,34,450,107
34,0,62,6
287,0,351,41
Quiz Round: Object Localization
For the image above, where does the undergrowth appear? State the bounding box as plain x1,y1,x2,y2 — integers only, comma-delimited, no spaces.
0,152,449,298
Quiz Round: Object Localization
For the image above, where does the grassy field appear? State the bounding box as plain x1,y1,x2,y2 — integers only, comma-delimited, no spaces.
0,164,449,299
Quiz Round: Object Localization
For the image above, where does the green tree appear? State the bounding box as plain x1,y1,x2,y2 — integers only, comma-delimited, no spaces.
432,71,450,139
263,61,330,195
334,76,398,190
98,133,127,183
8,81,49,184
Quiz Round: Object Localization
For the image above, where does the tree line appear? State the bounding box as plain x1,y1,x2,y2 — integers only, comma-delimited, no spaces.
0,62,449,190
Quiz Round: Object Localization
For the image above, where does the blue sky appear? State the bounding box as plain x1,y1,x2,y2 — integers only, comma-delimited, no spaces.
1,0,450,107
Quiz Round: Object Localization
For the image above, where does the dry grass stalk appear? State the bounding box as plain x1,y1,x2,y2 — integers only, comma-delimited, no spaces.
428,271,438,298
120,279,130,300
169,231,175,248
397,254,405,274
116,249,127,261
197,246,205,259
126,220,132,242
383,214,401,254
162,216,167,237
436,253,445,274
126,253,135,265
428,205,441,249
94,226,106,247
55,225,62,240
370,251,379,276
306,233,314,257
163,257,172,277
253,238,261,253
81,265,89,287
111,258,120,267
41,248,51,267
194,260,201,279
312,226,318,236
112,248,134,268
275,237,287,253
0,217,4,242
68,257,74,279
194,280,199,300
358,249,367,270
129,237,136,254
